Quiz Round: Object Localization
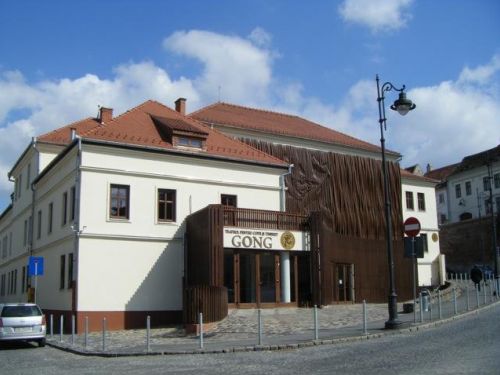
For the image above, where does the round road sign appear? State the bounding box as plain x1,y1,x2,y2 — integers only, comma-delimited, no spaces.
404,217,421,237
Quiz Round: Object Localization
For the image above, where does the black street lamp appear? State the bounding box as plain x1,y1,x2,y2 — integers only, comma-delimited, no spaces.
376,74,416,329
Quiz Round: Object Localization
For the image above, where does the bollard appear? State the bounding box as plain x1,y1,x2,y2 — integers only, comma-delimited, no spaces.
50,314,53,337
71,315,75,345
489,282,494,303
102,317,106,352
437,291,442,320
60,315,64,342
476,285,480,308
362,300,368,335
314,305,319,340
84,316,88,349
483,282,487,305
199,313,203,349
146,316,151,352
466,285,470,311
453,288,457,315
419,292,424,323
429,300,432,321
258,309,262,346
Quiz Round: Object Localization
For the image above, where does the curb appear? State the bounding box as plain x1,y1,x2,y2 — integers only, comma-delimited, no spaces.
46,300,499,357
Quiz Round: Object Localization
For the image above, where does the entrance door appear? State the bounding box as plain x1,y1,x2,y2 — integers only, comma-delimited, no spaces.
334,263,355,303
259,252,277,303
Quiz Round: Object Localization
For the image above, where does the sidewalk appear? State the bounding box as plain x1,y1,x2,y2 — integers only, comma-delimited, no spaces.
47,281,500,356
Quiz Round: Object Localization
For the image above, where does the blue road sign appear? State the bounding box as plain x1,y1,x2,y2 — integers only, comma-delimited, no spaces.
28,256,44,276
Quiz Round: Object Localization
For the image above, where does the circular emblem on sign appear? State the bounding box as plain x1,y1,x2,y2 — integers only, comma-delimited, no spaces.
280,231,295,250
432,233,439,242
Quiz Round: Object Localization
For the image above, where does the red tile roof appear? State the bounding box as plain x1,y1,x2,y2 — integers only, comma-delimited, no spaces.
38,100,287,168
190,102,398,156
424,163,459,182
401,168,438,184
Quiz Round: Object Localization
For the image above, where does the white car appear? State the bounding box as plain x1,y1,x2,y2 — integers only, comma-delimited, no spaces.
0,303,46,347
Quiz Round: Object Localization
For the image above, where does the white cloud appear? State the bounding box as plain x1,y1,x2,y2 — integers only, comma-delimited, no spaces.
163,29,273,105
338,0,414,32
458,54,500,85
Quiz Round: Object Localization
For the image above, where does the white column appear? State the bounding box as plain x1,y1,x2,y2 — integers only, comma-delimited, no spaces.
280,252,291,303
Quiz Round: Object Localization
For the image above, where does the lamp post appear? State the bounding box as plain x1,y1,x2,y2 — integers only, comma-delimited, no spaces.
376,74,416,329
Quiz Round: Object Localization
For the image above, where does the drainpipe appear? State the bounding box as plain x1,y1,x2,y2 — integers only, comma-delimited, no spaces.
72,137,83,321
280,164,294,212
29,137,39,257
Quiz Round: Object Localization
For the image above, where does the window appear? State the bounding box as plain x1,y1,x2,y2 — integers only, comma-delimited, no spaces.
438,193,444,204
405,191,414,210
37,210,42,239
17,174,22,199
1,236,7,258
62,191,68,226
158,189,176,222
465,181,472,196
60,254,65,289
494,173,500,189
455,184,461,198
0,274,5,296
23,219,28,246
110,184,130,219
22,266,26,293
485,198,492,215
8,232,12,257
26,163,31,190
178,137,202,148
439,214,447,224
70,186,76,221
68,253,73,289
483,176,491,191
48,202,53,234
221,194,238,208
13,269,17,294
417,193,426,211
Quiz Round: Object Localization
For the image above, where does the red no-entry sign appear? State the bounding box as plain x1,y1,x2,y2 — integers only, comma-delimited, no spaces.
404,217,421,237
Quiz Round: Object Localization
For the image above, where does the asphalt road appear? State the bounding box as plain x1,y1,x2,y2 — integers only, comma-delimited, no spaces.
1,305,499,375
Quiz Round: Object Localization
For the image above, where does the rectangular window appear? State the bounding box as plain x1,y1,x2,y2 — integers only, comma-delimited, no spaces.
440,214,447,224
2,236,7,258
8,232,12,257
13,269,17,294
438,193,444,204
60,254,65,289
0,274,5,296
494,173,500,189
22,266,26,294
62,191,68,226
70,186,76,221
68,253,73,289
48,202,53,234
23,219,28,246
18,174,22,198
465,181,472,196
178,137,202,148
483,176,491,191
37,210,42,239
26,163,31,190
221,194,238,208
158,189,176,222
455,184,461,198
417,192,426,211
405,191,414,210
110,184,130,219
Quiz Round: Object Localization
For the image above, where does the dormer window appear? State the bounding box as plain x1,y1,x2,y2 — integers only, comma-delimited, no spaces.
177,137,203,149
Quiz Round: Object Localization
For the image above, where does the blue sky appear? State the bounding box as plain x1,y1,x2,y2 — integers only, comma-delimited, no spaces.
0,0,499,210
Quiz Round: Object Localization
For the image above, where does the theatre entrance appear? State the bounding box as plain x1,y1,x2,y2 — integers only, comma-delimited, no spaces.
224,249,300,307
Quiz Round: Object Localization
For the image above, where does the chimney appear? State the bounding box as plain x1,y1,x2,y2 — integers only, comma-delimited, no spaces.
70,128,76,140
175,98,186,115
426,163,432,174
99,107,113,124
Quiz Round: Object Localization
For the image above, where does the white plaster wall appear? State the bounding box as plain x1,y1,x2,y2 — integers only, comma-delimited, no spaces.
77,237,183,311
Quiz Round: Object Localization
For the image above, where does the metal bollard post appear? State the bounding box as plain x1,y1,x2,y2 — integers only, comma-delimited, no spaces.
60,315,64,342
419,293,424,323
258,309,262,346
71,315,75,345
146,316,151,352
362,300,368,335
466,285,470,311
314,305,319,340
102,317,106,352
438,290,442,320
84,316,88,349
483,282,487,305
199,313,203,349
476,285,480,308
489,282,493,303
50,314,53,337
453,288,457,315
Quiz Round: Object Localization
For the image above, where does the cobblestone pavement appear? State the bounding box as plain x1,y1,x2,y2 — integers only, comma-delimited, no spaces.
46,280,499,354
